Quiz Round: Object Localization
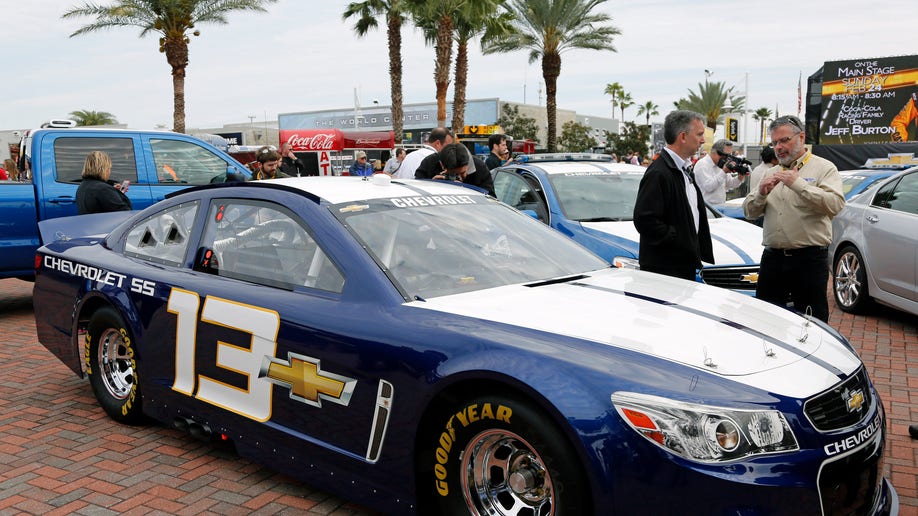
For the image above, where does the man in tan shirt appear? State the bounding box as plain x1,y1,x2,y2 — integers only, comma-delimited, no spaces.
743,115,845,322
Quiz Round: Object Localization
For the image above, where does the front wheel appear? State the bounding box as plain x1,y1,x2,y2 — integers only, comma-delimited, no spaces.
85,307,145,424
418,394,590,515
833,246,871,313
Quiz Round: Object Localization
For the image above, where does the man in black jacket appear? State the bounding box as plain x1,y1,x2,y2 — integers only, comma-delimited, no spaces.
633,110,713,281
415,143,495,196
484,133,508,170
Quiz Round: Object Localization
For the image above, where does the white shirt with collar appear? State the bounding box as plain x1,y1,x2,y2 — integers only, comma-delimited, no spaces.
663,147,700,232
395,145,435,179
694,153,745,205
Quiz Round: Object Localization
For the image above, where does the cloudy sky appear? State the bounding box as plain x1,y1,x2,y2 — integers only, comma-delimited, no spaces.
2,0,913,138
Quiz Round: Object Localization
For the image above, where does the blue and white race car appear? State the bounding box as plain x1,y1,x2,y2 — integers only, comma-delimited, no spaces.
493,154,763,294
34,175,896,515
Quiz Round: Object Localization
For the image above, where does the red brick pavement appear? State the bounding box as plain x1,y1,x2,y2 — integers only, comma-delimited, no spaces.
1,277,916,515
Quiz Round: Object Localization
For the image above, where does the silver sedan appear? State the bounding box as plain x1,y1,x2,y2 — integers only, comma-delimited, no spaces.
830,166,918,316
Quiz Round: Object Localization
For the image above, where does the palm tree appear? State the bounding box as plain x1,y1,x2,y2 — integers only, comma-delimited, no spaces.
752,107,773,144
63,0,276,134
449,1,512,134
484,0,620,152
615,89,633,122
636,101,659,127
343,0,408,143
675,80,745,130
407,0,464,127
69,109,118,126
603,82,623,119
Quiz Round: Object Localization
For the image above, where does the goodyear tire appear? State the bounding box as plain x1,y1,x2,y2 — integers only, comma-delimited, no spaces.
833,246,870,314
419,393,590,515
86,307,145,424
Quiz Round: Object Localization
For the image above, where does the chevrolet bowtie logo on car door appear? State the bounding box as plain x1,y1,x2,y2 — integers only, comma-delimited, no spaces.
844,388,865,413
260,352,357,408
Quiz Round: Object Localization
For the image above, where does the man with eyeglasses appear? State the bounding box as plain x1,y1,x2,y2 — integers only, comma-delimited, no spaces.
743,115,845,322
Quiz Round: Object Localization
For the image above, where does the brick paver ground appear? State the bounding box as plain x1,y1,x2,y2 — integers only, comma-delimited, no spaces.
1,277,915,515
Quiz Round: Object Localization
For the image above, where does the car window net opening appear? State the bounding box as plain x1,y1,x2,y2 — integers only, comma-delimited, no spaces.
337,197,607,299
197,199,344,292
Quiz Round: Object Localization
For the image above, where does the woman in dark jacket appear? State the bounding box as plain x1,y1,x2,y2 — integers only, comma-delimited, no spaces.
75,151,132,214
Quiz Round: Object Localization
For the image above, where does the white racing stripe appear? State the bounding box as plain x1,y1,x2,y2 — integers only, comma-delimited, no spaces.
411,268,860,398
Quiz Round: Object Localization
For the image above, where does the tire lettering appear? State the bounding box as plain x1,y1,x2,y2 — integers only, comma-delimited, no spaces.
84,332,92,374
496,404,512,424
435,479,448,496
432,402,514,498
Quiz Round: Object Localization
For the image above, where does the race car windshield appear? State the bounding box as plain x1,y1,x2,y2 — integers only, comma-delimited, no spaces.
549,172,644,222
336,196,608,299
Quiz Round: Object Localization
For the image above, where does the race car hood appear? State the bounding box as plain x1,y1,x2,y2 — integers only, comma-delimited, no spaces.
580,218,763,266
414,267,859,398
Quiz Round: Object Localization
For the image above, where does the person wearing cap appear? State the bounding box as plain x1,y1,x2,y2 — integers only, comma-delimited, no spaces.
349,151,374,176
253,147,291,180
743,115,845,322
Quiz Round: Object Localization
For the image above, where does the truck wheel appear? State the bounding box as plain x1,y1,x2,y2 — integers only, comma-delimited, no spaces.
419,394,589,515
86,307,145,424
833,246,871,313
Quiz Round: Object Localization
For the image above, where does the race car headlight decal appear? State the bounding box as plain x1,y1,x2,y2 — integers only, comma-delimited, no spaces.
611,392,799,463
612,256,640,269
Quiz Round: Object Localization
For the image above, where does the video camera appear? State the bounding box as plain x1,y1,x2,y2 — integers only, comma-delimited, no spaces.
717,154,753,175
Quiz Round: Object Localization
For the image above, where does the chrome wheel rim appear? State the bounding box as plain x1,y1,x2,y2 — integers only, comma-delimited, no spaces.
461,429,554,516
834,251,863,308
98,327,134,400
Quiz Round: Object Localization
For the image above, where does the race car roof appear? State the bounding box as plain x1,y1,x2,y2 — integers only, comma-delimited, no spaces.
273,175,487,204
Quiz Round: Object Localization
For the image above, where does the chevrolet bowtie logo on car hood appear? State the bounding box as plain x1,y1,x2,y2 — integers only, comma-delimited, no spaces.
741,272,759,284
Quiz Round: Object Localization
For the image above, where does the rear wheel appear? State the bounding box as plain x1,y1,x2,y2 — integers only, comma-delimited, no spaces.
86,307,145,424
418,393,589,515
833,246,871,313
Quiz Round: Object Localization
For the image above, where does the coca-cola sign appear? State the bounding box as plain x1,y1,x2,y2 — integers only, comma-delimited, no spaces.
284,131,339,151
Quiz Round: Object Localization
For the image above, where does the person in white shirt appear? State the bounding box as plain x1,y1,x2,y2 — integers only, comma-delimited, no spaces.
383,147,406,175
693,139,746,205
394,127,453,180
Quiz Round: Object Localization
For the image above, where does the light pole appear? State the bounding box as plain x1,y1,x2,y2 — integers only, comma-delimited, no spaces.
248,115,256,145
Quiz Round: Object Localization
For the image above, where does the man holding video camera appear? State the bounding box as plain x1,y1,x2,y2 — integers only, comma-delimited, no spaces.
694,139,749,205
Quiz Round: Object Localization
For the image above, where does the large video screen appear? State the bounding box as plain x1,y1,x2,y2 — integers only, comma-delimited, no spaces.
819,55,918,144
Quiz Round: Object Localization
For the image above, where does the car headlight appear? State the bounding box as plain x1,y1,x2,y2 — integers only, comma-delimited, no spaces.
611,392,799,463
612,256,640,269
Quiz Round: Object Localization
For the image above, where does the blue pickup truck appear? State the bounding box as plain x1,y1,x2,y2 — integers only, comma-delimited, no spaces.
2,127,250,280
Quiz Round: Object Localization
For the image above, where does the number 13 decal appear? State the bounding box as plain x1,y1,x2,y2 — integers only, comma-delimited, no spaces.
168,288,280,422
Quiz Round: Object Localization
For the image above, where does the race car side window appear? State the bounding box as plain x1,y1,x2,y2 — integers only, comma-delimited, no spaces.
123,201,200,266
197,199,344,292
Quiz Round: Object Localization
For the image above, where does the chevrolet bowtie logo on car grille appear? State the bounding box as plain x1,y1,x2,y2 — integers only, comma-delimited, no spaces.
740,272,759,284
844,388,865,413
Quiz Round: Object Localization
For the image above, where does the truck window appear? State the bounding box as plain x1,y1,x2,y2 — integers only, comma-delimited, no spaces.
53,138,138,184
151,139,232,185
